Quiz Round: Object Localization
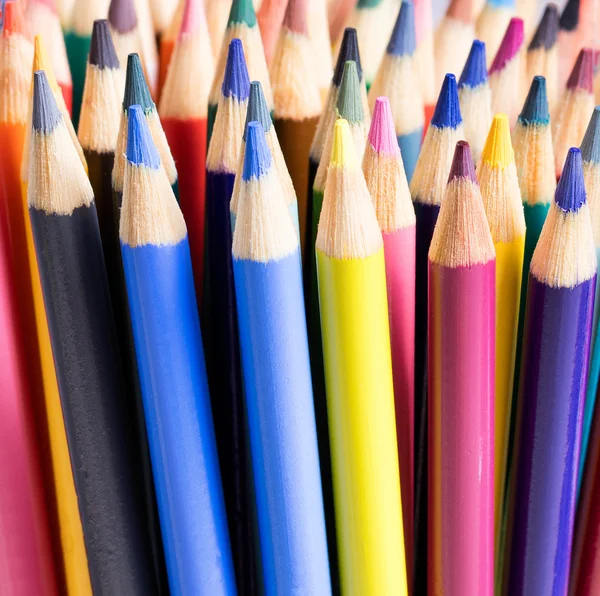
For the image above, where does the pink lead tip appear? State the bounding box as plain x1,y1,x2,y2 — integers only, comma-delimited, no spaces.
180,0,206,38
448,141,477,183
566,48,595,93
489,18,524,76
368,97,400,156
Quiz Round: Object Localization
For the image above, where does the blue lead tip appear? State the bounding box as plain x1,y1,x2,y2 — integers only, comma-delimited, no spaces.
458,41,488,89
244,81,272,141
126,105,161,169
518,76,549,126
32,71,62,133
431,74,462,129
243,121,272,181
387,1,415,57
581,107,600,165
222,39,250,100
556,147,586,212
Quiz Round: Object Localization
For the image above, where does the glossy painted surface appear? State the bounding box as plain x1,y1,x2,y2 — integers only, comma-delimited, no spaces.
398,129,422,183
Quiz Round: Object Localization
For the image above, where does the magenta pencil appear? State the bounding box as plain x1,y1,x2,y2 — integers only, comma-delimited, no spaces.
363,96,416,585
428,140,495,596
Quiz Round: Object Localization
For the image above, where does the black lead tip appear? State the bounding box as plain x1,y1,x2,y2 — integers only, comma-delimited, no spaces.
32,70,62,133
333,28,363,87
89,20,120,69
123,53,154,111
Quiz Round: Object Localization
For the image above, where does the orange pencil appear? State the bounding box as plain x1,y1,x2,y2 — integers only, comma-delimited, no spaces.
157,0,184,99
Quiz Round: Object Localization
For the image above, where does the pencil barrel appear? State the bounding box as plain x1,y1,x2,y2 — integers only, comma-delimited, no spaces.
397,130,422,183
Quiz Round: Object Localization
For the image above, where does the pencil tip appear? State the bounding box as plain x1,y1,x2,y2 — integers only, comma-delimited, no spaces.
518,76,549,125
559,0,579,31
481,114,513,167
330,118,357,167
222,39,250,100
368,97,399,156
108,0,137,34
489,18,524,75
336,61,364,124
90,20,120,69
387,1,415,57
180,0,206,37
126,105,161,168
32,70,61,133
334,28,362,86
448,141,477,183
33,35,56,85
566,48,594,93
283,0,308,35
227,0,257,28
528,4,559,51
124,53,153,110
243,121,272,181
556,148,586,211
431,74,462,129
244,81,272,140
459,40,488,88
580,107,600,164
2,0,27,36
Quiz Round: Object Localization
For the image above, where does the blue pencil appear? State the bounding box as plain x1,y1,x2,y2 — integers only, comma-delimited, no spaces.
579,106,600,491
120,104,236,596
368,0,423,182
232,121,331,595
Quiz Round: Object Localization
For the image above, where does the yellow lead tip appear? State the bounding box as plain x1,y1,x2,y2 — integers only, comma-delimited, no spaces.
33,35,59,93
330,118,357,168
481,113,514,169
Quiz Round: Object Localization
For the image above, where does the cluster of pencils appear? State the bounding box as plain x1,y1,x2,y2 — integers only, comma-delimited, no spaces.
4,0,600,595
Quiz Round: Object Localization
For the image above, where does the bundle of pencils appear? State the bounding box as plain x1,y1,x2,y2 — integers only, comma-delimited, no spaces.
120,103,236,595
317,118,408,594
428,140,495,596
508,147,596,596
232,120,331,594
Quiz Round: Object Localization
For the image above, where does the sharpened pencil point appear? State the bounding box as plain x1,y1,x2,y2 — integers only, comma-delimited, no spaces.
369,97,399,156
108,0,137,34
33,35,59,91
481,114,513,168
244,81,272,140
243,121,272,181
89,20,120,69
556,148,586,212
126,105,161,169
489,18,524,75
431,74,462,129
32,70,61,133
519,76,549,125
330,118,357,167
459,41,487,88
448,141,477,183
559,0,579,31
566,48,595,92
334,28,362,86
528,4,559,51
124,54,153,111
222,39,250,100
581,107,600,164
2,1,27,35
336,61,363,124
387,1,415,57
227,0,257,28
283,0,309,35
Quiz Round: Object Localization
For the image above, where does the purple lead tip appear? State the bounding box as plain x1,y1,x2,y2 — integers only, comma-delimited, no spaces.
448,141,477,184
566,48,595,93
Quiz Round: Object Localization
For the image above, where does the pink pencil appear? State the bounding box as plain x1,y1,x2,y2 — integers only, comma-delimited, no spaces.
363,96,416,586
428,141,495,596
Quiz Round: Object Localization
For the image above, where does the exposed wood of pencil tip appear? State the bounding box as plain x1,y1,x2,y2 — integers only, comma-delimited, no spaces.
581,107,600,245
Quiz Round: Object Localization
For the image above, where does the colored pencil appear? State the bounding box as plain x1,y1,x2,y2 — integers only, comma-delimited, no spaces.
428,140,495,596
160,0,214,301
526,4,559,114
434,0,475,92
553,48,595,178
489,18,525,127
134,0,159,93
149,0,178,40
64,0,109,128
28,70,158,594
208,0,273,146
410,72,464,596
475,0,515,67
113,53,178,205
414,0,436,126
362,96,416,589
308,0,333,104
477,113,525,558
317,117,408,595
207,0,232,57
232,120,331,595
271,0,322,256
25,0,73,114
157,0,183,99
256,0,287,65
458,40,491,164
326,0,355,45
578,106,600,491
369,0,424,183
204,38,256,595
508,147,596,596
120,103,236,595
558,0,580,89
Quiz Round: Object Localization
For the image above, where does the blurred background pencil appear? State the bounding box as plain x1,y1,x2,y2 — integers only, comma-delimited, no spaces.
414,0,436,126
557,0,580,89
317,118,408,595
134,0,159,93
257,0,287,65
410,73,464,596
369,0,423,183
308,0,333,104
475,0,515,66
157,0,183,99
207,0,232,57
149,0,178,46
458,40,491,164
326,0,354,46
363,96,416,590
508,147,596,596
428,140,495,596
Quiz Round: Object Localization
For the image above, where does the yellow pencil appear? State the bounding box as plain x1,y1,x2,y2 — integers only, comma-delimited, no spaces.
316,118,408,596
477,113,525,554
